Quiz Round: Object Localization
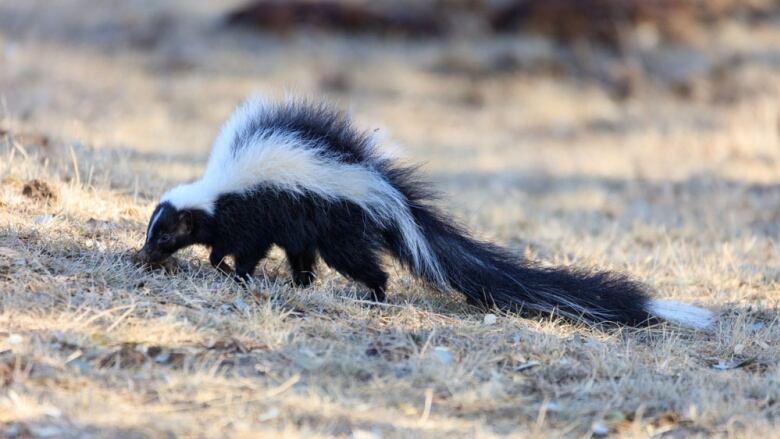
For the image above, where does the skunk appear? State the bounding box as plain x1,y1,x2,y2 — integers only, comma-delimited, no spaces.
139,97,714,328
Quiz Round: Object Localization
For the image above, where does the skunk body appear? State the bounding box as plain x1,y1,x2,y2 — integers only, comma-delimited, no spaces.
141,97,713,328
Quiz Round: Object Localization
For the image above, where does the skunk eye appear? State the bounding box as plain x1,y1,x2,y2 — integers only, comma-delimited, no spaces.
158,234,172,244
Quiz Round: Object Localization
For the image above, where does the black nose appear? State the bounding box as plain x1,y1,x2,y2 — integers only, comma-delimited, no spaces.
139,245,164,263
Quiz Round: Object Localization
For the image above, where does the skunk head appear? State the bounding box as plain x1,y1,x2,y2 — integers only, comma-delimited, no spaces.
140,202,197,263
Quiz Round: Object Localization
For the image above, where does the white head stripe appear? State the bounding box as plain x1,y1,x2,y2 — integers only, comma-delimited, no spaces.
145,207,165,244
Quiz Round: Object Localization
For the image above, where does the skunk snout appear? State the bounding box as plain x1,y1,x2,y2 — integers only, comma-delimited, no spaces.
138,245,168,263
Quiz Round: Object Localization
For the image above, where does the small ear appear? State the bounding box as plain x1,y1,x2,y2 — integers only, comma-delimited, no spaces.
177,210,193,235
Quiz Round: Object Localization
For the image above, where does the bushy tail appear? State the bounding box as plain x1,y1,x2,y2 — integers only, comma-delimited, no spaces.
383,171,712,328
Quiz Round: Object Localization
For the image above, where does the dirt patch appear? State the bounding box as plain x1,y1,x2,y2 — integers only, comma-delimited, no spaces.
226,0,778,45
21,179,59,203
225,1,445,36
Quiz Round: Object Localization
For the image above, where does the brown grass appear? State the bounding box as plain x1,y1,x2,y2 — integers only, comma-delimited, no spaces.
1,1,780,437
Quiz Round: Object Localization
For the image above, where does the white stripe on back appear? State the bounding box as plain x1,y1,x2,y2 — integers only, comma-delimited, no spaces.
161,97,446,286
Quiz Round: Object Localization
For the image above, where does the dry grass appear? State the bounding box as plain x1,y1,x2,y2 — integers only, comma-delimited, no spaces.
2,1,780,437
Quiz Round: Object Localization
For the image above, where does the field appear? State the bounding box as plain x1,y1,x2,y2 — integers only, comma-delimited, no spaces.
2,1,780,437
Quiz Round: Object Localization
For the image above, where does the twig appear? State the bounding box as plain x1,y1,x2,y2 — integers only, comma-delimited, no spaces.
418,388,433,424
68,143,80,186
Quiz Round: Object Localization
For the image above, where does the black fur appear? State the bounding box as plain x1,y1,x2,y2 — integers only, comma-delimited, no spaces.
142,99,656,325
382,166,654,325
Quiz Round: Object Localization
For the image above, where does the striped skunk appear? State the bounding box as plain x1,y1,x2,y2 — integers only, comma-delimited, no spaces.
139,97,713,328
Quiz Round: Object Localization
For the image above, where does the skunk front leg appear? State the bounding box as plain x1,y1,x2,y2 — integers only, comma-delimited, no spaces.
209,248,233,276
285,247,317,287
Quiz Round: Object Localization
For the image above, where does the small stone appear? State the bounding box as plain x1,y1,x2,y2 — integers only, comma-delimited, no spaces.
711,357,756,370
430,346,453,366
352,429,381,439
258,407,279,422
8,334,23,345
65,357,91,374
32,215,54,225
22,179,58,202
591,422,609,436
483,314,497,325
153,350,171,364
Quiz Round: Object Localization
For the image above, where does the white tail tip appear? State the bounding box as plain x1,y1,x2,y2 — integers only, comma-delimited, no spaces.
648,299,714,329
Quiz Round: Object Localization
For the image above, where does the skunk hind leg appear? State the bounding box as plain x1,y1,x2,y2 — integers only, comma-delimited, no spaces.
233,243,272,283
319,246,387,302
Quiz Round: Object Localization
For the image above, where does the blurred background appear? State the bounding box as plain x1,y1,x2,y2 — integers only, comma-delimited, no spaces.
1,0,780,235
3,3,780,436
